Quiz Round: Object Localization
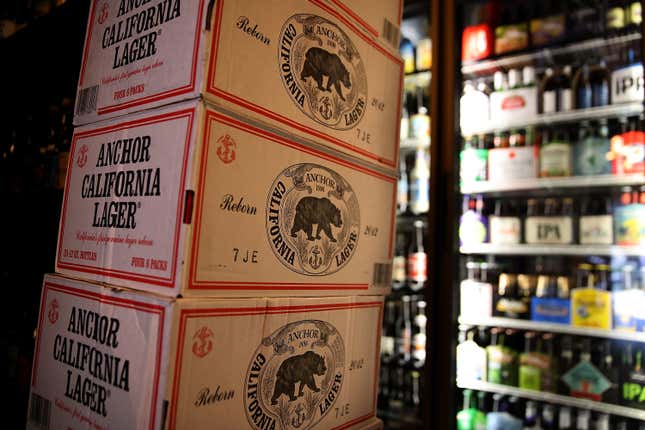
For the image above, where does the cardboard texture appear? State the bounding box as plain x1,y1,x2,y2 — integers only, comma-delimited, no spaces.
74,0,403,170
27,274,383,430
56,100,396,297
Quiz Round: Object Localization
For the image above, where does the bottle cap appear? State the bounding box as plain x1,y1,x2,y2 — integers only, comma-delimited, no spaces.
508,69,521,88
493,71,506,91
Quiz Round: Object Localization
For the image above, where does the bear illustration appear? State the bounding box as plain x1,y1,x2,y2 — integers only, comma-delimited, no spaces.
300,47,352,101
271,351,327,405
290,196,342,242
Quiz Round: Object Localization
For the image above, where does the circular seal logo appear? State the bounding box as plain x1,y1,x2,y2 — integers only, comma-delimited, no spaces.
244,320,345,430
266,163,360,275
278,15,367,130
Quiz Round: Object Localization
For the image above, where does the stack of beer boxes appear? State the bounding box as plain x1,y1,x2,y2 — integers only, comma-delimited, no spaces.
27,1,403,429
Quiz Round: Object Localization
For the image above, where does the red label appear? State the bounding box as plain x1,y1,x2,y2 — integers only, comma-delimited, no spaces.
408,252,427,281
216,134,236,164
462,24,492,62
501,95,526,110
47,299,59,324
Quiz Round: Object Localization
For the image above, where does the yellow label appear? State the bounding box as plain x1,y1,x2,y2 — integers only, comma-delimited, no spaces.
571,288,612,329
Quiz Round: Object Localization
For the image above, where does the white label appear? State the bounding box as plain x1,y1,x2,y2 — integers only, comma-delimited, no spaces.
392,255,406,282
57,104,194,289
580,215,613,245
611,64,644,104
381,336,395,356
560,88,573,111
412,333,426,362
490,216,521,244
543,91,556,113
525,216,573,244
540,143,572,177
29,276,167,430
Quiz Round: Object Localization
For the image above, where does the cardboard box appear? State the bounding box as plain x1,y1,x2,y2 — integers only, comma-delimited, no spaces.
324,0,402,51
489,88,538,124
487,146,538,182
571,288,612,330
530,298,571,325
460,280,493,319
74,0,403,171
28,274,384,430
57,100,396,297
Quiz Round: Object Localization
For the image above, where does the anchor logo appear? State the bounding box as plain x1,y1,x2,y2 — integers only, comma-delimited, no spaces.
192,326,214,358
216,134,236,164
308,246,323,270
76,144,88,168
48,299,59,324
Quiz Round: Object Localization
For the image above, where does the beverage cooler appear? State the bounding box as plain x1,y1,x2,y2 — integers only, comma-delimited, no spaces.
379,0,645,429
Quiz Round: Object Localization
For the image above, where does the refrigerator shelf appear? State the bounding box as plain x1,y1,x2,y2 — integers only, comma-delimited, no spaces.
404,70,432,90
458,316,645,343
459,243,645,257
461,174,645,195
461,33,642,75
400,136,431,150
456,380,645,421
461,102,644,135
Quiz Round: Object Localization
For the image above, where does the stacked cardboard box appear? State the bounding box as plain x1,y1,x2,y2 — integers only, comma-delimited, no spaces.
27,1,402,429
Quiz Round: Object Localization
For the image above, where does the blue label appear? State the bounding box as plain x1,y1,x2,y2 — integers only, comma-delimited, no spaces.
574,137,611,175
531,298,571,324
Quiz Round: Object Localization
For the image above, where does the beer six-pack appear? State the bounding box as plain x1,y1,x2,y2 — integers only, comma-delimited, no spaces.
29,0,403,429
55,99,396,297
27,274,385,430
73,0,403,170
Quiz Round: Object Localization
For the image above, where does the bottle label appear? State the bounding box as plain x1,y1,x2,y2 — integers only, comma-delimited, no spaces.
400,117,409,140
580,215,613,245
540,142,572,177
494,23,529,54
410,114,430,140
490,216,521,244
529,14,565,46
543,90,557,113
519,352,552,391
487,345,518,386
525,216,573,244
559,88,573,111
629,2,643,25
622,371,645,407
611,63,644,105
408,252,427,282
381,335,395,357
392,255,407,283
412,333,426,363
459,148,488,183
495,297,529,318
409,175,429,214
397,177,408,212
562,361,611,401
593,81,610,106
396,328,411,357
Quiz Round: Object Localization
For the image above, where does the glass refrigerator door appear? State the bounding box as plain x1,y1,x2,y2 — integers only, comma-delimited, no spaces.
378,1,431,429
452,1,645,429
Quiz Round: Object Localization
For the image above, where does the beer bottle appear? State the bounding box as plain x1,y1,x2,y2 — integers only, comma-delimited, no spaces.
595,264,610,290
409,147,430,214
509,129,525,147
408,220,427,291
558,336,574,394
599,340,619,403
541,333,556,392
392,232,408,291
395,296,412,366
576,263,595,289
541,403,556,430
397,157,408,214
523,400,540,430
411,298,427,369
381,300,397,364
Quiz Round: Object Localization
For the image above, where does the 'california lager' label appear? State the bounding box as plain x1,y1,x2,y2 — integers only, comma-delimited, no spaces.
266,163,360,275
245,320,345,430
279,15,367,130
